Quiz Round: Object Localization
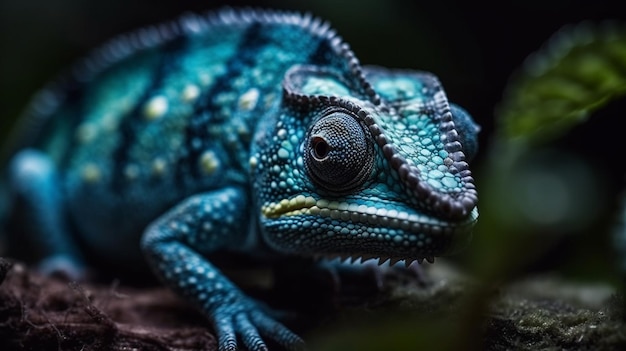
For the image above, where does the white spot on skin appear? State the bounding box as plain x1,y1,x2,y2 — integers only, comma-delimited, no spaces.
277,128,287,139
81,163,101,183
182,84,200,102
238,88,259,111
249,156,258,170
277,148,289,159
143,95,168,120
151,158,167,176
199,150,220,176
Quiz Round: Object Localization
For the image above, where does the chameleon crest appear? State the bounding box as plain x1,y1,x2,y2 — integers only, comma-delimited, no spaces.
2,8,479,351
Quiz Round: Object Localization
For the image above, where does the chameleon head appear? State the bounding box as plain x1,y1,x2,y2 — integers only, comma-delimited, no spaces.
250,64,479,265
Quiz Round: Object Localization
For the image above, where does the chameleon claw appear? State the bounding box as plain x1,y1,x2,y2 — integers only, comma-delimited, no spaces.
212,301,303,351
235,313,267,351
250,310,305,351
217,322,238,351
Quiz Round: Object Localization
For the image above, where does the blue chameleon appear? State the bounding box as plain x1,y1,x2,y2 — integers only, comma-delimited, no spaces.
1,8,479,351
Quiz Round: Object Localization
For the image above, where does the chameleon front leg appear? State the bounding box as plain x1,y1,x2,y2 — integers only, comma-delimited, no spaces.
140,186,303,351
7,149,85,279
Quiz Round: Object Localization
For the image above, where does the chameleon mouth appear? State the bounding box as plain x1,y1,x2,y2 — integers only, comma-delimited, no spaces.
261,195,478,237
314,252,437,268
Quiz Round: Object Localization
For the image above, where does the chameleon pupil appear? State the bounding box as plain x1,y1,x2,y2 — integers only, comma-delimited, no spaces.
312,137,329,160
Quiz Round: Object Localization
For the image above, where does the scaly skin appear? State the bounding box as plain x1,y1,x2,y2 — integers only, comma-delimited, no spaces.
1,8,479,351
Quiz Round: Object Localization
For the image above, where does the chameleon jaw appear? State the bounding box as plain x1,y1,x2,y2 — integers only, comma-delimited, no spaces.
261,194,478,237
260,194,478,261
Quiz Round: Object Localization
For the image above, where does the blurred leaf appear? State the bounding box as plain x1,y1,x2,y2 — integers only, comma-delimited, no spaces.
497,21,626,143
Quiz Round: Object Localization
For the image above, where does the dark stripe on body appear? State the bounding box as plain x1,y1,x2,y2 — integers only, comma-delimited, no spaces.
111,37,188,191
175,23,270,184
309,38,333,66
52,81,88,168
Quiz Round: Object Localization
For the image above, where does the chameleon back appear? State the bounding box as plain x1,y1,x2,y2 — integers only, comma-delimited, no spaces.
3,11,363,262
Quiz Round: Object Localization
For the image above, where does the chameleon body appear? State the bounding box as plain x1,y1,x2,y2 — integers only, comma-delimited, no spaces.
1,9,479,351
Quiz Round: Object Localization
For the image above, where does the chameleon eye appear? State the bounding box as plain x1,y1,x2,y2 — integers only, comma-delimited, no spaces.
304,111,374,193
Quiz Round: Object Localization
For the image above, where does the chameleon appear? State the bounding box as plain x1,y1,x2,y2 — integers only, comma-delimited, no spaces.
0,8,480,351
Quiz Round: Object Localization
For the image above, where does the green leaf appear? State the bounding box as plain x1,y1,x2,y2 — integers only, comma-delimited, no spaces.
497,21,626,143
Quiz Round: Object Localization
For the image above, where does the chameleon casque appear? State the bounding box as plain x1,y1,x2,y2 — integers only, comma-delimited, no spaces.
1,8,479,351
